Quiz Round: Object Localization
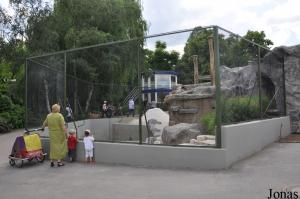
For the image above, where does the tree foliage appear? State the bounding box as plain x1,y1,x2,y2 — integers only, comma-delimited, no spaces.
176,28,274,84
144,41,179,71
0,0,147,129
240,30,273,58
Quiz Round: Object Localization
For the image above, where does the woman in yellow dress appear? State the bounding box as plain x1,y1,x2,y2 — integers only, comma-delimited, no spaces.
42,104,67,167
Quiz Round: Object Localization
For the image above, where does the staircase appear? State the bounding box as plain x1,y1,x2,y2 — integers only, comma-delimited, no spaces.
122,87,140,106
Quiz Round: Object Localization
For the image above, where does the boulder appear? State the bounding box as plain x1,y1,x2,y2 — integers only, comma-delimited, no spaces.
261,45,300,132
165,85,215,125
147,119,161,137
220,64,258,97
144,108,169,137
161,123,203,145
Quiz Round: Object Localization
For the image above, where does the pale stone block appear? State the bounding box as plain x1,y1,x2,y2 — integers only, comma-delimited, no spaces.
154,140,161,144
205,135,215,140
190,139,197,144
197,135,206,142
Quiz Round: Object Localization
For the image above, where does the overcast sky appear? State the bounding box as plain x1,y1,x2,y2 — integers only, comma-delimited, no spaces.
1,0,300,53
142,0,300,50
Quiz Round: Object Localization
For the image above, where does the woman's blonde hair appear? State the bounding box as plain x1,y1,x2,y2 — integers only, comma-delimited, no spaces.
52,104,61,113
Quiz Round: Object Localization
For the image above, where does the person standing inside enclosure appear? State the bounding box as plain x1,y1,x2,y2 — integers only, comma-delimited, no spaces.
42,104,68,167
128,98,135,117
65,104,73,123
107,102,113,118
102,101,108,118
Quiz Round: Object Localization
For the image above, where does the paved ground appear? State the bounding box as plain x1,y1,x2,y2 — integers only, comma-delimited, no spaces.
1,130,300,199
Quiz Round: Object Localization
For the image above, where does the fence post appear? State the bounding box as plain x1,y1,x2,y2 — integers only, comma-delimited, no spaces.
138,42,142,144
213,26,222,148
258,47,263,119
64,52,67,110
282,57,287,116
25,58,28,128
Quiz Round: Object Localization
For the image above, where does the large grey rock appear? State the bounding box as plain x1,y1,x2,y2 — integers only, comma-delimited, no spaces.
147,119,161,137
219,46,300,132
262,45,300,132
161,123,203,145
164,85,215,125
220,64,258,97
144,108,169,137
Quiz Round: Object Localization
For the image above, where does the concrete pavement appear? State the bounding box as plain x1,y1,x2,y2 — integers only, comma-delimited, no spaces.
1,130,300,199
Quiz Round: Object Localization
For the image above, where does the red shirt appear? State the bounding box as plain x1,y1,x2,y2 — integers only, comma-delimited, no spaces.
68,135,77,150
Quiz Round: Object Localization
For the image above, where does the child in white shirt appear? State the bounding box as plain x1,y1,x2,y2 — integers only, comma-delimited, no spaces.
83,129,94,163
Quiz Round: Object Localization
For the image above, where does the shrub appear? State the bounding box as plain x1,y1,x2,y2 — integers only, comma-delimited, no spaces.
201,112,216,135
201,95,270,132
8,104,25,128
222,95,269,124
0,94,25,129
0,94,12,112
0,116,10,134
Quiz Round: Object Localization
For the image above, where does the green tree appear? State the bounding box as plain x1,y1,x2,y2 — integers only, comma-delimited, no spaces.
25,0,147,117
176,28,212,84
1,0,147,127
144,41,179,71
178,28,274,84
241,30,273,58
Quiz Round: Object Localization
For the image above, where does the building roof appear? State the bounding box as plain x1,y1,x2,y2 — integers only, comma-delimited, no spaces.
142,88,172,93
153,70,178,75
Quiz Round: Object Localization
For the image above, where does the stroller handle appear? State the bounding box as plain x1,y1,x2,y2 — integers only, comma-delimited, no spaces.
24,128,44,134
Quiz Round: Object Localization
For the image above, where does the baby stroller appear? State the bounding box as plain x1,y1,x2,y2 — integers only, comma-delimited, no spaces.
8,128,47,168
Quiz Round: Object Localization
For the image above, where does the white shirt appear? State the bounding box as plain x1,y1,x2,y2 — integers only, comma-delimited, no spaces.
83,136,94,150
102,103,107,111
66,107,72,117
128,99,134,110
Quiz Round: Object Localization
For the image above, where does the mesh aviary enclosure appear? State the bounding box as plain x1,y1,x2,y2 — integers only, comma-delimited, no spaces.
26,26,286,148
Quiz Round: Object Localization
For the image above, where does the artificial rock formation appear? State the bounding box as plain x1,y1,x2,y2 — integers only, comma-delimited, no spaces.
164,84,215,126
164,64,258,126
262,45,300,132
165,44,300,132
161,123,203,145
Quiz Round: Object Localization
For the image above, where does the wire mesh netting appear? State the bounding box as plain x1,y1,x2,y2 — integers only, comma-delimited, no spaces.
26,26,286,147
218,27,286,125
27,53,65,127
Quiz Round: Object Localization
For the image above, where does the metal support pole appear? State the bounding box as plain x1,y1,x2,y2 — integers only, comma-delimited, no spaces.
258,47,263,119
64,52,67,109
282,57,287,116
138,43,142,144
213,26,222,148
25,58,28,128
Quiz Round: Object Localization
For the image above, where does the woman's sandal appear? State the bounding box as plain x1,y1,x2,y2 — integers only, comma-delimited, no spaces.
57,162,65,167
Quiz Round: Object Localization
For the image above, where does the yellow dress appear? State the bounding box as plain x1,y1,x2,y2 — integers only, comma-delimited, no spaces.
43,113,67,160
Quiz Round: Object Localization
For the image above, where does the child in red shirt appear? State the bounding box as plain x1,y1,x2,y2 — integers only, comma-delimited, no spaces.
67,129,78,162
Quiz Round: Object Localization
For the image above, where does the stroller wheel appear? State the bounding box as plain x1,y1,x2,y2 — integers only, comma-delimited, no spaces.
16,159,23,168
36,153,45,163
9,158,15,166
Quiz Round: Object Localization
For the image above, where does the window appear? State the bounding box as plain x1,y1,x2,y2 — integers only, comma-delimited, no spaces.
156,75,170,88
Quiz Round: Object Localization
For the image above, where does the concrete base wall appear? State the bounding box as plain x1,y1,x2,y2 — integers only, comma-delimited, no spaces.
112,123,148,141
222,116,290,167
41,139,227,169
41,116,291,170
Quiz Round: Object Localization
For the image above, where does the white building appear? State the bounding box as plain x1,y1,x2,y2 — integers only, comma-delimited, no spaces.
141,70,178,105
